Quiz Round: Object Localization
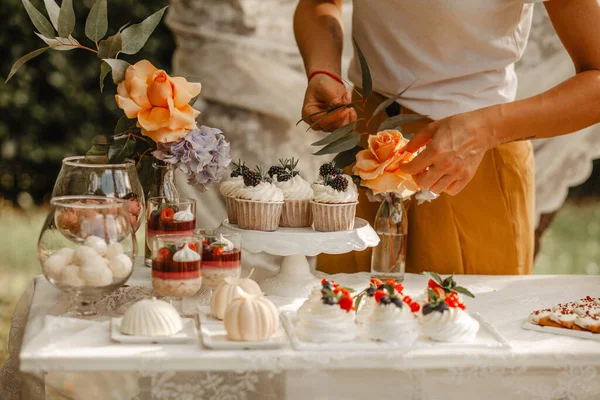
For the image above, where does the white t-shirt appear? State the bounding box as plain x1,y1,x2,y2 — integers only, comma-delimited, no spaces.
349,0,545,120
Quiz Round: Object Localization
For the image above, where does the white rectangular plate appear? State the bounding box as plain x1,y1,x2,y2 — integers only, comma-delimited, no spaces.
198,308,288,350
522,321,600,341
111,318,198,344
281,311,510,351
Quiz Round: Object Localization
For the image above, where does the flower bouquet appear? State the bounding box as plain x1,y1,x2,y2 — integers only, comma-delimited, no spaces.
301,40,438,279
7,1,231,196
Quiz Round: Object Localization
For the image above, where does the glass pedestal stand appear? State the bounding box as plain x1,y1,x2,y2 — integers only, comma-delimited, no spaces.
222,218,380,298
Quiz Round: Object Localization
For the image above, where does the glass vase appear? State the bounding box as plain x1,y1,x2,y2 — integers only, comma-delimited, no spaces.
144,162,181,266
370,194,410,282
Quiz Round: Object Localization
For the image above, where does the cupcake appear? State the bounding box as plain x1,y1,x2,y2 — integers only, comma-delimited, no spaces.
368,291,420,345
236,167,284,231
310,162,358,232
220,160,248,224
268,158,313,228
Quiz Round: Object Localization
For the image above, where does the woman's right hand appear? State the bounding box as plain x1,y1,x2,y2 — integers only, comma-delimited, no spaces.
302,74,357,132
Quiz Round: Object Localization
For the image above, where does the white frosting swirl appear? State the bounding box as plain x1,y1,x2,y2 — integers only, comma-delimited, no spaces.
173,243,201,262
420,308,479,342
219,176,244,197
356,296,377,324
311,175,358,204
297,286,322,319
238,182,284,202
173,208,195,222
296,302,356,343
275,175,314,200
368,303,419,344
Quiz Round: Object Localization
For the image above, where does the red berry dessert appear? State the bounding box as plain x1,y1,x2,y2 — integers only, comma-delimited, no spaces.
201,235,242,289
152,242,202,297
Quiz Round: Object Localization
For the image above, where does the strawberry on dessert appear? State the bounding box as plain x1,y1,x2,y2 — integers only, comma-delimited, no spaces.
200,234,242,289
356,278,403,324
152,242,202,298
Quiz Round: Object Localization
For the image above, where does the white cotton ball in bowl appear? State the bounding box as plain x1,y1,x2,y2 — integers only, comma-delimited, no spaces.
109,253,133,279
106,242,125,260
80,262,113,287
84,236,108,257
60,265,85,287
55,247,75,264
73,245,100,266
44,253,69,280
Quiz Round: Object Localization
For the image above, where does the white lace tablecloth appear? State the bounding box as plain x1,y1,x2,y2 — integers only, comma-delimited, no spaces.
2,259,600,400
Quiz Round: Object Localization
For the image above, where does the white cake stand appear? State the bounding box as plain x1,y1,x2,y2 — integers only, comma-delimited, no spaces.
221,218,379,298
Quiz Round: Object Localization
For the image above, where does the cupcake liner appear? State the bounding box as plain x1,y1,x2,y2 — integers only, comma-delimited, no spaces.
236,199,283,231
225,196,238,224
310,201,357,232
280,199,312,228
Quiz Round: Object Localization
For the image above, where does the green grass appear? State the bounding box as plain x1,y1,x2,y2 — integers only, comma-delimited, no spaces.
0,201,598,366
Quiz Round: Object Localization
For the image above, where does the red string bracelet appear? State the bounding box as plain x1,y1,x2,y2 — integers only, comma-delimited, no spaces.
308,70,345,86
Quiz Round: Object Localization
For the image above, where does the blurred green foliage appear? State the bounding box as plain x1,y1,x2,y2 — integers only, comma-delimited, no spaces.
0,0,174,206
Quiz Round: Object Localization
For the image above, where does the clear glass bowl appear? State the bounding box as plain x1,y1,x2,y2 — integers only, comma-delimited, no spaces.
38,196,137,317
52,156,145,232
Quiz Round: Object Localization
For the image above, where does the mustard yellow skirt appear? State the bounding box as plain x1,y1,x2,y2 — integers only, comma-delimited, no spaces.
318,93,535,275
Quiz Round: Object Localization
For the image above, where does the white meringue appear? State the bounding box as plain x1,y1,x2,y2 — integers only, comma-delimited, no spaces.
420,307,479,343
173,243,201,262
55,247,75,263
297,286,323,319
213,235,234,252
356,295,377,324
59,265,85,287
109,253,133,279
296,302,356,343
173,208,195,222
368,303,419,345
44,253,69,281
84,236,108,257
73,245,100,266
106,242,125,260
80,263,114,287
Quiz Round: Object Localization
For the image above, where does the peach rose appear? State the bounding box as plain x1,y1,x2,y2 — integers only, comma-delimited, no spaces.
115,60,202,143
354,129,419,195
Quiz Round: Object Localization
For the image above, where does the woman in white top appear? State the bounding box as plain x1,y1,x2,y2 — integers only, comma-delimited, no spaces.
295,0,600,275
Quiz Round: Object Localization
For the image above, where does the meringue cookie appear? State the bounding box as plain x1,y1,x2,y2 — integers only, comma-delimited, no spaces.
296,302,356,343
84,236,108,257
213,235,234,252
106,242,125,260
80,263,113,287
73,245,100,266
59,265,85,287
368,303,419,345
421,308,479,343
297,286,323,319
173,243,201,262
109,253,133,279
55,247,75,263
44,253,70,281
173,208,195,222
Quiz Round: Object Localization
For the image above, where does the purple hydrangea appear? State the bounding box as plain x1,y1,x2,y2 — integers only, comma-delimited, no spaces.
153,126,232,191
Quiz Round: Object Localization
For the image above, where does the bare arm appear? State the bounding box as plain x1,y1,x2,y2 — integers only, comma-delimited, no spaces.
294,0,344,76
490,0,600,144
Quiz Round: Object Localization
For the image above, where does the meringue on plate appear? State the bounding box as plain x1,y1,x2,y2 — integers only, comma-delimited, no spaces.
368,299,419,345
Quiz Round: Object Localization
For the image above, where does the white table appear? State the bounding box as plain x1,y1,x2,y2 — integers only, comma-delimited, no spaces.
3,260,600,400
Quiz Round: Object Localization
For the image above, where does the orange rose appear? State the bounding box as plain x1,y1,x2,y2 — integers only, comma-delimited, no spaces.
115,60,202,143
354,129,419,195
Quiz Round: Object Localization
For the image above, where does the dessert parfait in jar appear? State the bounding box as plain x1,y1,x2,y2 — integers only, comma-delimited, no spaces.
152,235,202,298
145,197,196,266
197,229,242,289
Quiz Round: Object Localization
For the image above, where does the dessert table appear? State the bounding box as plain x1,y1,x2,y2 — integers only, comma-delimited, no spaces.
2,260,600,400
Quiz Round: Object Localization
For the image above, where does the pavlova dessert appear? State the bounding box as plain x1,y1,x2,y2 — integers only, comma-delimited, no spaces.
296,279,356,343
367,285,420,345
355,278,404,324
268,158,313,227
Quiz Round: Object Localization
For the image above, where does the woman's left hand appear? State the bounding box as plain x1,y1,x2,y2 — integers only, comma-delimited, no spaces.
398,109,497,195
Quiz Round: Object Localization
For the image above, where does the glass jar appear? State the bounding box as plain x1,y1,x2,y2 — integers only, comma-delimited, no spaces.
196,229,242,289
52,156,145,232
38,196,137,317
370,194,410,281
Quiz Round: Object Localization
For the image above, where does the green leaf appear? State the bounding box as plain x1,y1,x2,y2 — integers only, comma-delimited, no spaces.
85,0,108,43
384,283,396,295
5,47,48,83
99,61,110,92
307,104,354,131
353,38,372,98
442,275,454,287
370,80,417,120
102,58,130,84
453,286,475,298
43,0,60,30
311,122,356,146
57,0,75,38
332,146,363,169
98,32,122,59
313,131,361,156
120,6,167,55
34,32,79,51
427,288,439,302
108,134,136,163
378,114,426,131
354,293,364,313
85,142,109,156
425,271,443,284
114,116,137,135
22,0,55,38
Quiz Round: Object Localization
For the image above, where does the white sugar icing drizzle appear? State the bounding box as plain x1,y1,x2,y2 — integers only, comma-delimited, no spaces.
420,307,479,342
173,243,201,262
220,176,244,197
296,301,356,343
173,207,195,222
275,175,313,200
238,181,284,202
311,175,358,203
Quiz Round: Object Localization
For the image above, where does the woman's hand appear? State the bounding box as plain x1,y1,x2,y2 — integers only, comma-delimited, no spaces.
302,74,357,132
399,109,497,195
